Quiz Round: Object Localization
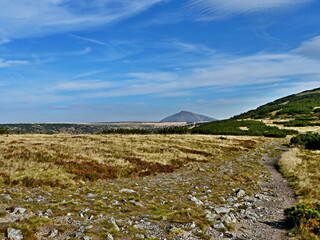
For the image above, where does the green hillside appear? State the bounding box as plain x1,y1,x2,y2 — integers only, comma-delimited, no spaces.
234,87,320,120
192,87,320,136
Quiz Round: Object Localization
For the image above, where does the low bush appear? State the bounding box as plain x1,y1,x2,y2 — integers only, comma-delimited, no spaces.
284,203,320,238
100,129,152,134
191,119,297,138
0,127,8,134
291,133,320,150
157,127,190,134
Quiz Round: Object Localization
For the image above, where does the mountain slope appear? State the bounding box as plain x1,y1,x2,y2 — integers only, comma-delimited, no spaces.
160,110,216,123
234,87,320,120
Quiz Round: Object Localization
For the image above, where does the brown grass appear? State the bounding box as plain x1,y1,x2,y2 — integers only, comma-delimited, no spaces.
0,134,264,187
279,147,320,203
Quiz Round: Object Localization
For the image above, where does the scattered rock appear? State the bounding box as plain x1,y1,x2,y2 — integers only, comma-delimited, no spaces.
106,233,114,240
134,233,145,239
189,196,203,205
48,229,59,238
87,193,97,198
224,231,236,238
13,208,26,215
213,223,225,229
119,189,135,193
7,228,23,240
235,189,246,198
45,209,53,215
214,207,231,214
79,208,90,217
109,217,120,231
204,210,217,221
1,194,12,200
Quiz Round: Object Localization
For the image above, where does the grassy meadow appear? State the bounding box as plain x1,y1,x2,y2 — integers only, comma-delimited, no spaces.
0,134,263,187
0,134,272,239
279,143,320,239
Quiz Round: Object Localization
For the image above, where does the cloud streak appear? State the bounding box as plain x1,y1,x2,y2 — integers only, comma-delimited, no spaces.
0,0,165,42
0,58,29,68
79,52,320,98
50,80,113,91
185,0,313,19
293,35,320,59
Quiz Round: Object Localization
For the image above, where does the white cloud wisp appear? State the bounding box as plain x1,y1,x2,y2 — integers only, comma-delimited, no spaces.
0,0,165,42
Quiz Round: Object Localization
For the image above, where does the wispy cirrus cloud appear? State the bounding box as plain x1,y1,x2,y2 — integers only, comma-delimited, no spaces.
50,80,113,91
79,52,320,98
0,58,29,68
0,0,166,42
185,0,313,20
68,34,107,46
293,35,320,59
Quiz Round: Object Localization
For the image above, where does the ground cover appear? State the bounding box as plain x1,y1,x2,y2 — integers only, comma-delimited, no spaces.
0,134,272,239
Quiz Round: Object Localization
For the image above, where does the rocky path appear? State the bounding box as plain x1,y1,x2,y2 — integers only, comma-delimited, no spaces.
235,140,296,240
0,139,296,240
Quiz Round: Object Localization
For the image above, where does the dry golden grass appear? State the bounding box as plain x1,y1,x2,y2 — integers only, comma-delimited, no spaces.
279,147,320,203
262,119,320,133
0,134,263,187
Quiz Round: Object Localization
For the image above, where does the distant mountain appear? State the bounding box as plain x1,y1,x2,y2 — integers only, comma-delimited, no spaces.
160,111,216,123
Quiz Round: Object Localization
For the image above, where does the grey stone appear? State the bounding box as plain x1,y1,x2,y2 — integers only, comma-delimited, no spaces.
213,223,225,229
204,210,217,221
109,217,120,231
134,234,145,239
13,208,26,215
1,194,12,200
48,229,58,238
224,231,236,238
236,189,246,198
119,189,135,193
189,196,203,205
7,228,23,240
221,213,237,223
106,233,114,240
214,207,231,214
79,208,90,217
45,209,53,215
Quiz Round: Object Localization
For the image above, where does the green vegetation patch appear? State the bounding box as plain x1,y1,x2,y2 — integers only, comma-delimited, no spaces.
191,120,297,138
100,129,152,134
285,203,320,239
0,127,8,134
274,120,320,127
234,88,320,120
291,133,320,150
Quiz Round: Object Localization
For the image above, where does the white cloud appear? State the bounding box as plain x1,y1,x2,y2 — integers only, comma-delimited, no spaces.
293,36,320,59
0,58,29,67
68,34,107,46
0,0,165,42
51,80,113,91
81,53,320,98
186,0,313,19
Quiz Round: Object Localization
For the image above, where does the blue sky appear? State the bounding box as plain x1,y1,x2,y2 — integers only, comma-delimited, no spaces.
0,0,320,123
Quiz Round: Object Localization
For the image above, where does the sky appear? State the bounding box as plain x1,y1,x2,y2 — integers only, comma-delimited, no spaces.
0,0,320,123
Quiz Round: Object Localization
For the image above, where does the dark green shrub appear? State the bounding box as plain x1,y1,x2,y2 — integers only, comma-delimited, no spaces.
284,203,320,237
191,119,297,138
0,127,8,134
100,129,151,134
157,127,190,134
291,133,320,150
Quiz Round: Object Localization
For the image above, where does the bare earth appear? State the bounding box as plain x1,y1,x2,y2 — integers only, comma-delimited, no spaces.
235,140,296,240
